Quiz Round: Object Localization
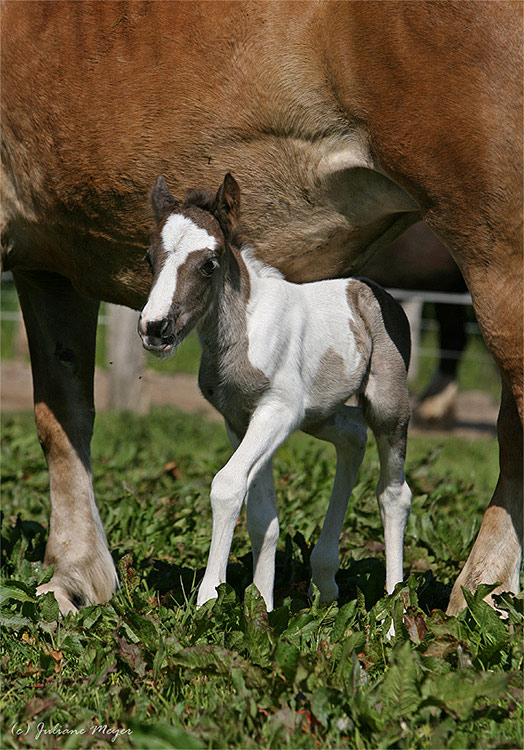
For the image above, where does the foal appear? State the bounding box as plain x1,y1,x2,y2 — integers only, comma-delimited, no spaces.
139,174,412,611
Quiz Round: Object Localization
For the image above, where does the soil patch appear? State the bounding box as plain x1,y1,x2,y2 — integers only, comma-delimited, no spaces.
1,361,497,438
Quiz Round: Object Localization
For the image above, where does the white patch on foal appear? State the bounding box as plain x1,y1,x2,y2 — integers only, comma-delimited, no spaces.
142,214,217,322
243,265,362,407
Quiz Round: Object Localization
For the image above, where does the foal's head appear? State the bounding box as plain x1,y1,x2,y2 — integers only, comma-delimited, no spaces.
139,173,241,355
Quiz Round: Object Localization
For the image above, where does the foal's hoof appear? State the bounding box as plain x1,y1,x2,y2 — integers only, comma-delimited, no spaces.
386,620,396,640
308,580,339,603
36,581,79,616
196,585,218,610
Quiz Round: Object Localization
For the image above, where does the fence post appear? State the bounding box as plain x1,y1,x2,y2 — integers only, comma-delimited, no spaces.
107,304,149,412
401,297,423,382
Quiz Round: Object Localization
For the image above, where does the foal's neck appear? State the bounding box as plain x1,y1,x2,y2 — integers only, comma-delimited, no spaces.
197,244,251,353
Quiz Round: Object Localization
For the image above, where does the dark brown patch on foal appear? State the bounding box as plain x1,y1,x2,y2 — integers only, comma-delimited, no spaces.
346,278,411,439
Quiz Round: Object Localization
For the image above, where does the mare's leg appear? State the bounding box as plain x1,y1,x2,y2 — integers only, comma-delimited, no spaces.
197,404,300,608
361,371,412,594
14,270,117,613
448,380,522,613
443,233,523,612
306,405,367,601
435,302,467,381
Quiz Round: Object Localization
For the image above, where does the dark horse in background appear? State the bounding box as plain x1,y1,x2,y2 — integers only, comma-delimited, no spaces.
1,1,522,616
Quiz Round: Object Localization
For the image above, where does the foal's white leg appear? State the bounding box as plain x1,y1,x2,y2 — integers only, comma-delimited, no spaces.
307,406,368,601
375,434,412,594
224,426,280,610
245,462,279,610
197,405,300,609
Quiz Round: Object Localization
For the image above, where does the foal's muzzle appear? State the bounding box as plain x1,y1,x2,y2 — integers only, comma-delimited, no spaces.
138,315,176,353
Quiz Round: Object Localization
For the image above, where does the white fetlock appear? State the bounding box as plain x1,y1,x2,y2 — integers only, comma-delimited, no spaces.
196,581,219,609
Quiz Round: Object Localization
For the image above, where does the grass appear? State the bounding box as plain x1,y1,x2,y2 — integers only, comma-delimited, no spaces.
1,408,522,749
1,282,21,361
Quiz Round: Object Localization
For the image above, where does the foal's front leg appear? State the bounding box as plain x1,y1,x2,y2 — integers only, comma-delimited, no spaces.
245,463,279,609
224,426,280,610
197,405,300,609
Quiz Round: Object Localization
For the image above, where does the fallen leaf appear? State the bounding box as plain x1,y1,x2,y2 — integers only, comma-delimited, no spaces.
163,461,181,479
24,696,58,719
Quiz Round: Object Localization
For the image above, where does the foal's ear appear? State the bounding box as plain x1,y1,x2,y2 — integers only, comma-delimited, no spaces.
213,173,241,237
151,176,179,223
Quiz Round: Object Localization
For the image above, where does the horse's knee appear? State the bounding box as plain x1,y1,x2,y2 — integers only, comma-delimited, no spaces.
34,401,70,459
377,481,412,520
361,368,410,445
210,468,246,518
34,401,93,465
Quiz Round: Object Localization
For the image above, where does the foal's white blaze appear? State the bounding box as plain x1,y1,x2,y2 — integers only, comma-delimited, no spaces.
142,214,217,322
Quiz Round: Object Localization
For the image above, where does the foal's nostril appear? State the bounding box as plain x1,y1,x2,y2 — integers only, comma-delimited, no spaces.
145,317,174,343
160,318,172,339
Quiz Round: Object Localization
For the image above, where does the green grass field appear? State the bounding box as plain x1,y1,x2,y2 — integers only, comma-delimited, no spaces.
1,408,522,749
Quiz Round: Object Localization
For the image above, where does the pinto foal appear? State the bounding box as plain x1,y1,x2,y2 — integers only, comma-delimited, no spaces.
139,174,412,610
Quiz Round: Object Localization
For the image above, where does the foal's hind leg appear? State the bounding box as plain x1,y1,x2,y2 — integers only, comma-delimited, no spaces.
14,270,117,613
374,432,412,594
362,381,412,594
306,405,368,601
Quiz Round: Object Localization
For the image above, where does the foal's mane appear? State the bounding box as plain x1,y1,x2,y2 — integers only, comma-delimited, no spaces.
183,188,243,248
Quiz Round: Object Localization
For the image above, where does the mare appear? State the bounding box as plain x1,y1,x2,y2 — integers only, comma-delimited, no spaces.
1,1,521,616
139,173,412,611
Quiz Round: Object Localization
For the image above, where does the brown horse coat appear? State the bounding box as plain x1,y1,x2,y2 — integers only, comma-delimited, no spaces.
1,1,522,615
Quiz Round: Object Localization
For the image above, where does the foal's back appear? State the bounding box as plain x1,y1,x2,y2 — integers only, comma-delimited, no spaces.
242,263,410,430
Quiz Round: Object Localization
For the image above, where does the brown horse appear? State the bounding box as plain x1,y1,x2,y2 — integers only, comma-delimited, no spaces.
1,1,522,616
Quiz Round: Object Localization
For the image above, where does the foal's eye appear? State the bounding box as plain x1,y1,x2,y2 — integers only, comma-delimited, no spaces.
200,258,218,277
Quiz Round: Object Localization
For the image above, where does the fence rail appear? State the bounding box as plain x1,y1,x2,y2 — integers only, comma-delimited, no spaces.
386,288,472,306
